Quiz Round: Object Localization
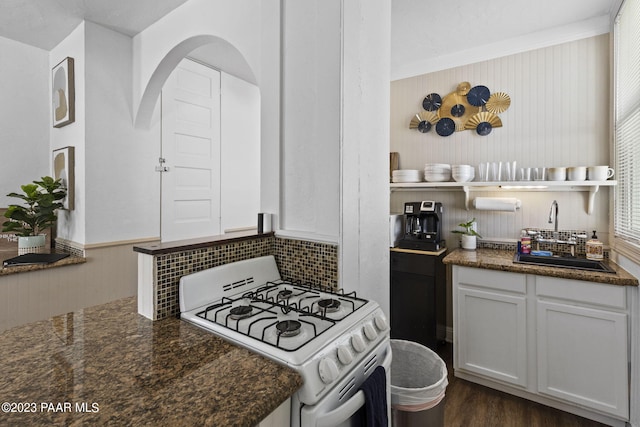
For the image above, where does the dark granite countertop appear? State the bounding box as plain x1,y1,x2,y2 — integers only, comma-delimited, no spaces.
0,254,86,276
0,297,302,426
443,248,639,287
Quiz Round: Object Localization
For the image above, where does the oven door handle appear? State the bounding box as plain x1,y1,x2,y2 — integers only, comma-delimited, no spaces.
315,345,392,427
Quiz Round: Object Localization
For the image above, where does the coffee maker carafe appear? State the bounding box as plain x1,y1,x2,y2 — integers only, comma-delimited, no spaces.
399,201,445,251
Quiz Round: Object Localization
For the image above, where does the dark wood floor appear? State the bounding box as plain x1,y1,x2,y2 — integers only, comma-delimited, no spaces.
436,343,607,427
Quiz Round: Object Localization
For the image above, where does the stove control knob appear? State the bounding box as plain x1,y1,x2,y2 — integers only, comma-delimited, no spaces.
363,322,378,341
351,334,366,353
374,314,389,331
337,345,353,365
318,358,340,384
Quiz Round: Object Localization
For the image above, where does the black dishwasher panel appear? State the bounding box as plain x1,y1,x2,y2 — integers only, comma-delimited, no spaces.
390,250,446,351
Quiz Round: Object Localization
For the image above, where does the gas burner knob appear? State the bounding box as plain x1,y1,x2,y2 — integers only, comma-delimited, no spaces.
337,345,354,365
363,322,378,341
351,334,366,353
374,314,389,331
318,358,340,384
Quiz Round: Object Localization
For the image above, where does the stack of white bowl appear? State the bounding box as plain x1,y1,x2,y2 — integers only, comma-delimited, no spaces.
452,164,475,182
424,163,452,182
392,169,422,183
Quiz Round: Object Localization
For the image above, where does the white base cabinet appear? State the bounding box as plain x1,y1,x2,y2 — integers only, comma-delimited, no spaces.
453,266,629,425
456,268,528,388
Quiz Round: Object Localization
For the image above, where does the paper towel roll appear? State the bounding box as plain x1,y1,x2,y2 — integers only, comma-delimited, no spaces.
473,197,521,212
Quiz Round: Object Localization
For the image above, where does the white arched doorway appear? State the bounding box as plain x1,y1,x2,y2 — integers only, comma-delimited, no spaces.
135,35,260,242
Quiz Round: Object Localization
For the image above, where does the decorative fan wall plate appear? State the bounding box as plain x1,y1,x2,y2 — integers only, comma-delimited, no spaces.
465,111,503,129
439,92,479,132
486,92,511,113
409,82,509,136
409,111,439,133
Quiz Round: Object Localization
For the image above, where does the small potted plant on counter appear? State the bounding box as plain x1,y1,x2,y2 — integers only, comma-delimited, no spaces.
2,176,67,255
452,218,482,250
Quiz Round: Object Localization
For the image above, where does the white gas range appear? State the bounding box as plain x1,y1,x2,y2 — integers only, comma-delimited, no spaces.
179,255,391,426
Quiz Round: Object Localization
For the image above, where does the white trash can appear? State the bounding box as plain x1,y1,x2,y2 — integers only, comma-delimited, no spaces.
390,339,448,427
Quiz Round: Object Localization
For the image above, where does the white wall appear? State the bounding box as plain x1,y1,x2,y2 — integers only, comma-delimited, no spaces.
340,0,391,314
220,73,261,232
280,0,341,240
390,34,611,246
84,22,159,244
50,23,86,244
278,0,391,313
0,36,49,207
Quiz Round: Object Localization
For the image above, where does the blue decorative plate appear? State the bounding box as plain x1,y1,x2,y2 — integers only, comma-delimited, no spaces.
476,122,493,135
435,118,456,136
422,93,442,111
450,104,466,117
417,121,432,133
467,85,491,107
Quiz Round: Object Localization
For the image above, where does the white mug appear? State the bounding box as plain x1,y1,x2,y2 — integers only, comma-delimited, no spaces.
548,167,566,181
567,166,587,181
587,166,614,181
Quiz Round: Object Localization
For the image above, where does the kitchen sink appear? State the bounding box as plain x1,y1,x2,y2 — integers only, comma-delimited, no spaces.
513,253,616,273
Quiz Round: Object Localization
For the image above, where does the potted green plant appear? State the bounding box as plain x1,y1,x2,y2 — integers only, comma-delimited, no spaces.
2,176,67,255
452,218,482,250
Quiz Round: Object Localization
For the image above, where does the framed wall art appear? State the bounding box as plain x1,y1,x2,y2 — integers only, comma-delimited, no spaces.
52,57,75,128
52,146,75,210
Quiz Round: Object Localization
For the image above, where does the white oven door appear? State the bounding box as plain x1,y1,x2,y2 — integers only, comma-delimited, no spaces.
298,342,392,427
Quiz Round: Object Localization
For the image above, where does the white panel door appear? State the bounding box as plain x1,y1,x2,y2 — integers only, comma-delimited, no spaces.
161,59,221,242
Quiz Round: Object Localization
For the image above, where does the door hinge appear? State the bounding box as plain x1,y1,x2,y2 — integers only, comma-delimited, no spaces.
155,157,169,172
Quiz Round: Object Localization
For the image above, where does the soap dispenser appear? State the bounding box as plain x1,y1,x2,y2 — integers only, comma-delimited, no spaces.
586,231,604,260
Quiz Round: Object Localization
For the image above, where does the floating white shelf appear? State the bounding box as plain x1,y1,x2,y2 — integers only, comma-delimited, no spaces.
389,180,617,214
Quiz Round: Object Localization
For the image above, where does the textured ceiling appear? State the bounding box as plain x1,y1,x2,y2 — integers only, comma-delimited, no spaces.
0,0,189,50
0,0,622,78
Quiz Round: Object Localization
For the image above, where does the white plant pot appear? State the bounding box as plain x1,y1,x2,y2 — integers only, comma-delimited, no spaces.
18,235,46,255
461,234,477,250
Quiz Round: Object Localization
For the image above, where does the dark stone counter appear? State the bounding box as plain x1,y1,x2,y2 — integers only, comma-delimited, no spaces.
443,248,638,286
0,253,86,276
0,297,302,426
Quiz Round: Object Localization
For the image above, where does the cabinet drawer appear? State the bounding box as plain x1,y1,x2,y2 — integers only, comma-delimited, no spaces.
456,266,526,294
390,251,436,275
536,276,626,309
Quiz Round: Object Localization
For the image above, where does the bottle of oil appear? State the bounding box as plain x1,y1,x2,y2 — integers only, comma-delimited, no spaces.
586,231,604,260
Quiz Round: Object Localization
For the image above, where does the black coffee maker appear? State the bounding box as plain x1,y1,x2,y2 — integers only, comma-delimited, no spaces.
399,201,445,251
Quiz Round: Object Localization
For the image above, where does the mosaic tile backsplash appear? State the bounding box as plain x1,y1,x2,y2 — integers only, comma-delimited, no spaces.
153,235,338,320
478,228,608,258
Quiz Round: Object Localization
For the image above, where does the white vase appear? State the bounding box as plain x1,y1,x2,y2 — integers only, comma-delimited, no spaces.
461,234,477,250
18,235,46,255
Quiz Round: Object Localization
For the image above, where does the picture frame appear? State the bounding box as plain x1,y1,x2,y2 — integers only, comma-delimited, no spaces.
52,146,75,210
52,57,75,128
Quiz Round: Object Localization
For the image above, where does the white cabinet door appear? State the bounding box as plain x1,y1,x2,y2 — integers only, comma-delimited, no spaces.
537,300,629,418
457,286,528,387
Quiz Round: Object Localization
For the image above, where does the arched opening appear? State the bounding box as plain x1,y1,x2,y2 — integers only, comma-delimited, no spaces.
134,34,257,130
135,35,260,242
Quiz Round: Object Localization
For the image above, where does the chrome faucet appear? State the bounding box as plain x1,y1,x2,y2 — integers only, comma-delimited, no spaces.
548,200,559,234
